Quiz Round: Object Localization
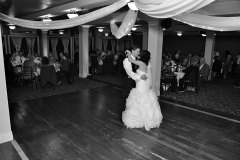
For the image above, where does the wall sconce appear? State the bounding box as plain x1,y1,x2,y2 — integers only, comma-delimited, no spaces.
128,32,131,36
128,0,139,10
131,27,137,31
177,31,182,36
42,16,52,22
98,28,104,32
59,30,64,34
9,24,16,30
200,31,206,37
67,10,78,19
105,33,109,36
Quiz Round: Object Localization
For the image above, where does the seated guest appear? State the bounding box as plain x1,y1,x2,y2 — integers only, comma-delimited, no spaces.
199,57,210,81
23,55,38,76
57,52,70,82
40,57,58,87
179,57,199,92
49,52,56,64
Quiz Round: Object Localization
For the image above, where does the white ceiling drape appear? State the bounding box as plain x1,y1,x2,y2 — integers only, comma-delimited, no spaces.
134,0,215,18
110,9,138,39
0,0,128,30
173,13,240,31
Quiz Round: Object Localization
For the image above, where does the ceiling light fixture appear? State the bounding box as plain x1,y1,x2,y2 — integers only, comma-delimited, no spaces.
177,31,182,36
59,30,64,35
67,10,78,19
127,0,139,11
131,27,137,31
98,28,104,32
42,16,52,22
9,24,16,30
200,31,206,37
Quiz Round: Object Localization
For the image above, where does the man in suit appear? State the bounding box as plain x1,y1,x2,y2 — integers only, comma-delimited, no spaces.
199,57,210,81
122,44,147,100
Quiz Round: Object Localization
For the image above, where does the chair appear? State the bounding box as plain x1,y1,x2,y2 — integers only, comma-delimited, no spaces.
184,70,200,93
21,66,38,89
40,65,58,87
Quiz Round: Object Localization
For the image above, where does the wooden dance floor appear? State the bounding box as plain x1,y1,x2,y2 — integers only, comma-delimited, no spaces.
9,86,240,160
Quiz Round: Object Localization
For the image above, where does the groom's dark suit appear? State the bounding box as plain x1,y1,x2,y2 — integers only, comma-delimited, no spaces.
122,56,139,100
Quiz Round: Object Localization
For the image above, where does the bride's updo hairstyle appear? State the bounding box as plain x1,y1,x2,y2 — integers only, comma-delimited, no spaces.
139,50,151,65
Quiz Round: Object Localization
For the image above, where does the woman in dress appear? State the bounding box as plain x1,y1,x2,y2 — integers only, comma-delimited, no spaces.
122,50,163,131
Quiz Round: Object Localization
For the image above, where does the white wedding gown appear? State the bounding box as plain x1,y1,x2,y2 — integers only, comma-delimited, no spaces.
122,66,163,131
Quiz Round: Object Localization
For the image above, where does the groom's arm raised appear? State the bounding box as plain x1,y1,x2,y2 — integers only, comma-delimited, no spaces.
123,58,147,80
123,58,140,80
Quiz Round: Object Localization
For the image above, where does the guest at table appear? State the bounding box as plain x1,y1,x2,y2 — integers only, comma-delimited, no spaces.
179,56,199,92
49,52,56,64
40,57,58,87
57,52,70,83
199,57,210,81
23,55,38,76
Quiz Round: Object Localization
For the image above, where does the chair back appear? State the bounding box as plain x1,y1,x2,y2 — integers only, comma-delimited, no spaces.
22,66,34,80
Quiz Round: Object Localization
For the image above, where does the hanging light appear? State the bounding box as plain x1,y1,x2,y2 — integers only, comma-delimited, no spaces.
67,10,78,19
9,24,16,29
127,0,139,11
98,28,104,32
42,16,52,22
200,31,206,37
59,30,64,35
177,31,182,36
131,26,137,31
105,33,109,36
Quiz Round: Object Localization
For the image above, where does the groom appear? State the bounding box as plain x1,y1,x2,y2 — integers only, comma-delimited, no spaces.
122,44,147,100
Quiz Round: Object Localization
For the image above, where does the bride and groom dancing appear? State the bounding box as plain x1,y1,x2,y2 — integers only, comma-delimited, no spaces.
122,45,163,131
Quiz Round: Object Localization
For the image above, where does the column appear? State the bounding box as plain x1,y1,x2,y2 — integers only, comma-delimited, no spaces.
0,24,13,144
41,30,49,57
148,20,163,96
78,25,90,78
142,30,148,50
204,31,215,80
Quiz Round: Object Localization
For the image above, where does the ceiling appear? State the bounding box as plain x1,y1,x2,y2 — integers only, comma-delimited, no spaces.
0,0,240,35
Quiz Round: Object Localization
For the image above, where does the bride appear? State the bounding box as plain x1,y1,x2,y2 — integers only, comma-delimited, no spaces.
122,50,163,131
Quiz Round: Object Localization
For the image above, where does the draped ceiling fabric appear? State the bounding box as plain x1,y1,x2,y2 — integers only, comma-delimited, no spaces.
110,9,138,39
0,0,128,30
0,0,240,38
134,0,215,18
173,13,240,31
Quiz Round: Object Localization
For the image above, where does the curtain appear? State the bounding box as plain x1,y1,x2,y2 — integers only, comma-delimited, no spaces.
61,37,70,53
119,40,125,52
134,0,215,18
74,38,79,52
102,39,109,51
89,38,92,51
26,37,35,56
110,9,138,39
111,39,116,53
50,38,58,59
116,39,119,51
0,0,127,30
125,40,131,50
11,37,23,52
